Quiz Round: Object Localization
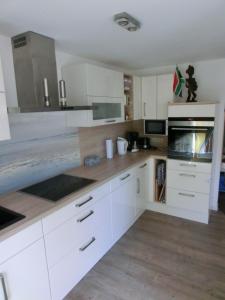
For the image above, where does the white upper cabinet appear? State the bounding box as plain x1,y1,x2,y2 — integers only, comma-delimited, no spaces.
141,73,173,120
0,58,5,92
62,63,124,106
86,64,123,98
141,76,157,119
133,76,142,120
0,56,10,141
157,74,173,119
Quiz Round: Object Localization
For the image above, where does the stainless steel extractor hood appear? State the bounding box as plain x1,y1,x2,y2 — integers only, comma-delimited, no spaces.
12,31,59,112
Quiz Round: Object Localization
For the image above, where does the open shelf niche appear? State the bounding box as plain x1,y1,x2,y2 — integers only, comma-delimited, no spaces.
154,158,167,203
123,74,133,121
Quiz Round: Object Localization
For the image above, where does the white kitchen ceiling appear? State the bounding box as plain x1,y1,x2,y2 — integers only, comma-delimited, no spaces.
0,0,224,69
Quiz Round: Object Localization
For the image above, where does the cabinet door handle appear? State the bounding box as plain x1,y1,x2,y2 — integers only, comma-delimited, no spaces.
179,163,197,168
79,237,96,252
75,196,93,208
144,102,147,117
77,210,94,223
137,178,140,194
105,120,116,123
0,274,8,300
179,173,196,178
120,174,130,181
140,163,147,169
178,192,195,198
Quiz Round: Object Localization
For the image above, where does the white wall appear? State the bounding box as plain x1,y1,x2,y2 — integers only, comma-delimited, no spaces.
135,58,225,105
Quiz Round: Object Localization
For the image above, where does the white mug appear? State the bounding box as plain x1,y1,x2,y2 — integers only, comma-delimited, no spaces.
117,139,128,155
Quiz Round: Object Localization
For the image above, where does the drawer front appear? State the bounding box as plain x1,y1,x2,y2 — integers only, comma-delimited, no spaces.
0,221,43,265
110,168,135,192
167,169,211,194
167,187,209,213
45,194,112,268
42,182,110,234
167,159,212,174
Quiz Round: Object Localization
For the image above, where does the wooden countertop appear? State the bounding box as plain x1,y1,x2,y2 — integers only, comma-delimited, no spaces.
0,149,167,242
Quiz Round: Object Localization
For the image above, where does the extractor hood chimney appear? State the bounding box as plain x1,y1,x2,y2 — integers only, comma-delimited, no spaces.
12,31,59,112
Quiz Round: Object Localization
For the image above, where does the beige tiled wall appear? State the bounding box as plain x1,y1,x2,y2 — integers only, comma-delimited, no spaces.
79,120,167,163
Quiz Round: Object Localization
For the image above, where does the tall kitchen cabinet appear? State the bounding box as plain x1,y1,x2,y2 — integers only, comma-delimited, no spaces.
141,73,173,119
0,56,10,140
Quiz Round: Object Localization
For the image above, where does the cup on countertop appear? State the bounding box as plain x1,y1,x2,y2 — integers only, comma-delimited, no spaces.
117,137,128,155
106,139,113,159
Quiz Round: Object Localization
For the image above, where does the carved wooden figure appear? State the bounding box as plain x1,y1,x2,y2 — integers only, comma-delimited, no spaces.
186,65,198,102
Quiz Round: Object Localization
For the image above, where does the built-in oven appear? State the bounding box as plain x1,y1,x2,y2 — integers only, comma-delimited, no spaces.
168,117,214,162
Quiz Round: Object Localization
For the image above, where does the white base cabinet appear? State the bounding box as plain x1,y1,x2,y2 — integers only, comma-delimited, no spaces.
0,239,51,300
136,161,151,216
111,172,136,243
45,193,112,300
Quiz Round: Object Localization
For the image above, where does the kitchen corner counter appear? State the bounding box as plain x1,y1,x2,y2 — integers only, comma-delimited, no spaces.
0,149,167,242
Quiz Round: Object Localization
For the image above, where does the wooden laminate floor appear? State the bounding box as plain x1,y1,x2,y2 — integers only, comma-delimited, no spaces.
65,211,225,300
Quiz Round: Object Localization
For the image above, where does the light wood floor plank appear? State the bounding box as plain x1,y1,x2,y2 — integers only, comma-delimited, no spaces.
65,211,225,300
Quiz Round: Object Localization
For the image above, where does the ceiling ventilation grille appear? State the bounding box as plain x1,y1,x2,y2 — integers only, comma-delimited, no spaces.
12,36,27,48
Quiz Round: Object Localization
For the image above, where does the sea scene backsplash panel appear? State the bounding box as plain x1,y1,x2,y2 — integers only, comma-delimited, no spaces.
0,112,80,194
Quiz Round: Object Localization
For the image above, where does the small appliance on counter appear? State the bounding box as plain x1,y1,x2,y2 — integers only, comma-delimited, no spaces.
127,132,139,152
144,119,167,136
138,137,151,150
105,139,113,159
117,137,128,155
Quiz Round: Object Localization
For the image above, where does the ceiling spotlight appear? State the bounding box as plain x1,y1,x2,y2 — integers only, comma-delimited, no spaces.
114,12,141,32
117,17,129,27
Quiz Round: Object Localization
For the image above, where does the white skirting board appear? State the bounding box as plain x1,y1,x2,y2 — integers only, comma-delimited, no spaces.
146,202,209,224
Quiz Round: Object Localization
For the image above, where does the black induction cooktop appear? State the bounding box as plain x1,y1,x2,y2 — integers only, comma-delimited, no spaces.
20,174,96,202
0,206,25,231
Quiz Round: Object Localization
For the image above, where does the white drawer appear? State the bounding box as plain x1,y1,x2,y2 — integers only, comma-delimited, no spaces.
42,182,110,234
167,187,209,213
167,159,212,174
0,221,43,265
167,169,211,194
49,195,112,300
110,168,135,192
45,194,112,268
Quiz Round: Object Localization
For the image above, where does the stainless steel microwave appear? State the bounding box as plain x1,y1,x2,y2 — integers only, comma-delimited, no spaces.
144,119,168,136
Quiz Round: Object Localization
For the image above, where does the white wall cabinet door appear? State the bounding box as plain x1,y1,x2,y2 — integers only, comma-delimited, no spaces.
133,76,142,120
157,74,173,119
86,64,123,98
0,56,10,141
111,176,136,243
141,74,173,119
0,239,51,300
141,76,157,119
0,92,10,141
0,58,5,92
